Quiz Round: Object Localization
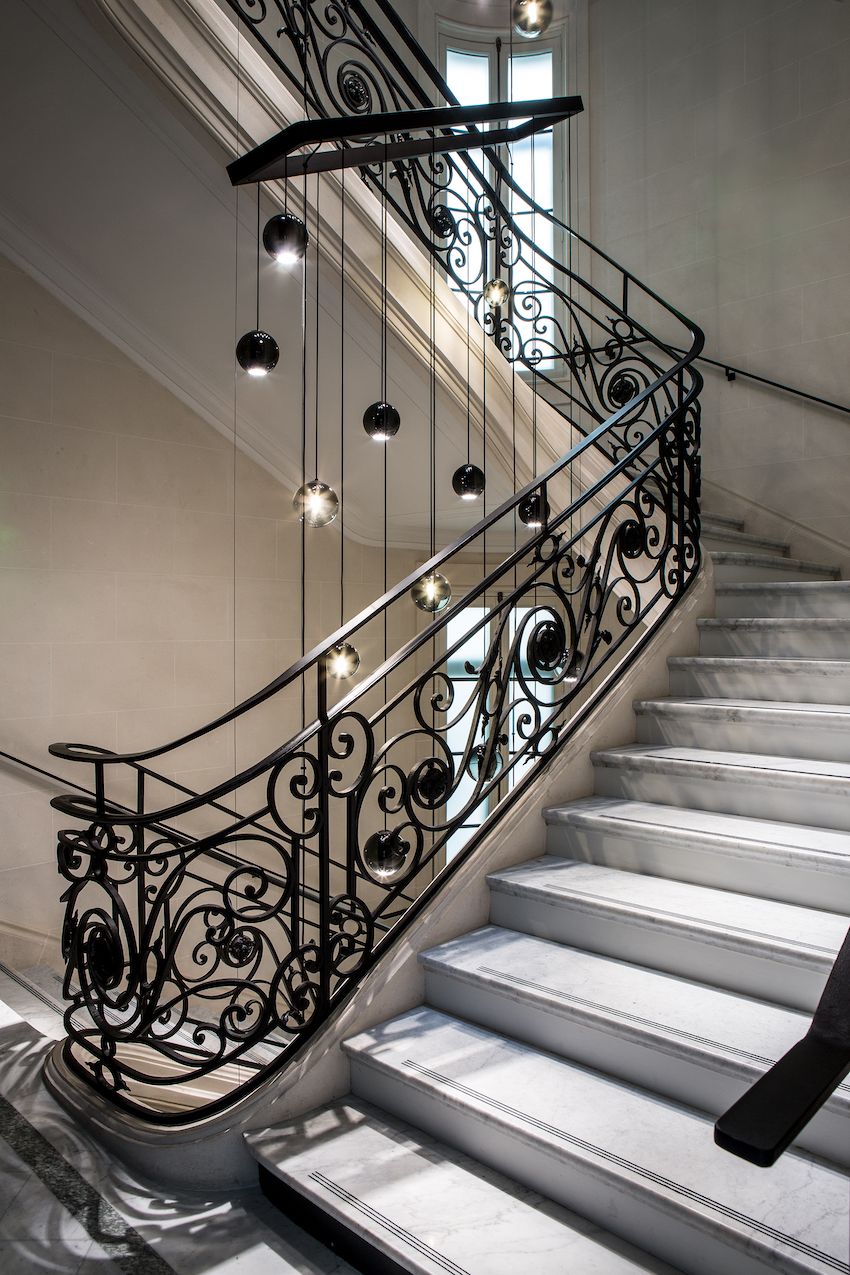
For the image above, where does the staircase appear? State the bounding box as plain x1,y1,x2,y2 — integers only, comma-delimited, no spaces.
247,514,850,1275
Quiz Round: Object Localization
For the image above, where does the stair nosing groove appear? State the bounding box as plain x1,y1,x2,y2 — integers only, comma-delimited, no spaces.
349,1041,848,1273
486,874,837,966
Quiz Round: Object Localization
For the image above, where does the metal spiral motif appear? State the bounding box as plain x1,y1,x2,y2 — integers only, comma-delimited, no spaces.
50,0,704,1123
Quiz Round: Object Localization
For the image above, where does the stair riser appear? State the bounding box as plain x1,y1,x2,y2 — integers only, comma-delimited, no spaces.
423,968,850,1169
698,627,850,658
543,821,850,915
349,1056,816,1275
594,761,850,837
702,532,787,556
488,889,828,1013
667,666,850,703
711,561,838,585
715,588,850,619
636,710,850,763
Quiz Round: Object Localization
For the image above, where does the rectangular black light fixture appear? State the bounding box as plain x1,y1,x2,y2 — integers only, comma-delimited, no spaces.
227,95,584,186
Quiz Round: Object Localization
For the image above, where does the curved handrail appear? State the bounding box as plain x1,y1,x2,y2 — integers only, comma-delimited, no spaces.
50,341,698,781
49,0,704,1123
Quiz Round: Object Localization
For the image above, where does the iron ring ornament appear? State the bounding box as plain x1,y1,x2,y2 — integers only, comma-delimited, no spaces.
49,0,703,1121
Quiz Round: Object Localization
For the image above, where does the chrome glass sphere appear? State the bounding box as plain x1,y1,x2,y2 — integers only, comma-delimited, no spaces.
236,329,279,377
483,277,510,308
411,571,452,614
363,828,408,881
262,213,309,265
293,480,339,527
518,490,550,529
452,463,486,501
467,740,504,781
325,641,360,680
512,0,553,39
363,400,400,441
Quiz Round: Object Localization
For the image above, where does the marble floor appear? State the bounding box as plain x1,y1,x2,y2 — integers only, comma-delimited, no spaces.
0,969,355,1275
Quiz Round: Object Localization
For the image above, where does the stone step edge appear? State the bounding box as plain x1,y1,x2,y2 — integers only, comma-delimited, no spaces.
708,552,839,577
419,936,850,1113
698,618,850,630
715,580,850,595
592,746,850,796
635,698,850,725
541,798,850,875
486,858,838,972
702,528,789,554
345,1021,848,1275
668,656,850,672
246,1099,671,1275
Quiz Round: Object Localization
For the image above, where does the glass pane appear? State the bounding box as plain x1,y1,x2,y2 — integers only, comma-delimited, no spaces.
445,48,491,107
446,606,488,673
508,49,556,370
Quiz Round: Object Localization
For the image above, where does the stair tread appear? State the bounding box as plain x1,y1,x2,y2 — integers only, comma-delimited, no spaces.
708,551,839,576
543,794,850,867
701,513,745,530
715,580,850,594
593,742,850,787
420,926,850,1110
669,656,850,671
345,1009,849,1275
636,697,850,722
487,857,848,965
247,1099,678,1275
699,618,850,629
702,527,789,554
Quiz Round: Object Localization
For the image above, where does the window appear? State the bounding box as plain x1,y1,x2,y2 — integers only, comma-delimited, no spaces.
443,600,557,862
440,22,566,367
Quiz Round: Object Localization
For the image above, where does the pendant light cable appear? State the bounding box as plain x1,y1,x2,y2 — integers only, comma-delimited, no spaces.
339,169,346,628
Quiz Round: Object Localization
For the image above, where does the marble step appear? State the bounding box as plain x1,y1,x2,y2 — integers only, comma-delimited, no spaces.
345,1009,850,1275
592,742,850,837
715,580,850,620
636,697,850,762
420,926,850,1167
702,526,789,556
668,655,850,703
542,796,850,914
702,513,745,532
698,618,850,658
708,552,839,585
247,1099,679,1275
487,857,847,1011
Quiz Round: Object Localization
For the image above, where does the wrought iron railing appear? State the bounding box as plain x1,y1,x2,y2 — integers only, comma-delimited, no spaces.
48,0,704,1122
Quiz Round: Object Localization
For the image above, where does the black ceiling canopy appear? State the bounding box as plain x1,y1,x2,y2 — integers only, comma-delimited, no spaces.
227,95,584,185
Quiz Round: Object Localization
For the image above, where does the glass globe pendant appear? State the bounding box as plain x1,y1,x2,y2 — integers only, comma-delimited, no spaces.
325,641,360,680
263,213,309,265
293,480,339,527
518,489,550,530
484,277,510,308
468,740,504,781
452,463,486,501
363,401,400,441
236,329,279,377
512,0,553,39
411,571,452,613
363,828,408,881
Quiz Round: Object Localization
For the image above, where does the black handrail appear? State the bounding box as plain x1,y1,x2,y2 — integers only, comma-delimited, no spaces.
693,351,850,418
715,926,850,1167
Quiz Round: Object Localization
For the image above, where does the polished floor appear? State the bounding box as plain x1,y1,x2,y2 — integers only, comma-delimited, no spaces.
0,970,355,1275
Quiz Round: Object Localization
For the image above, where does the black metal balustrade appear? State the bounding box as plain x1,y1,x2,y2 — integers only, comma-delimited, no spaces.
48,0,704,1122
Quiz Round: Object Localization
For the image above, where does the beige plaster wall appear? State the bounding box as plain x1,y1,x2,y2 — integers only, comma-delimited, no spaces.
0,252,426,972
589,0,850,564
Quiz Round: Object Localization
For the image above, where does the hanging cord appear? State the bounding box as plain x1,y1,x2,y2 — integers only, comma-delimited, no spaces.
339,169,346,628
255,190,261,330
313,172,321,478
465,272,472,464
